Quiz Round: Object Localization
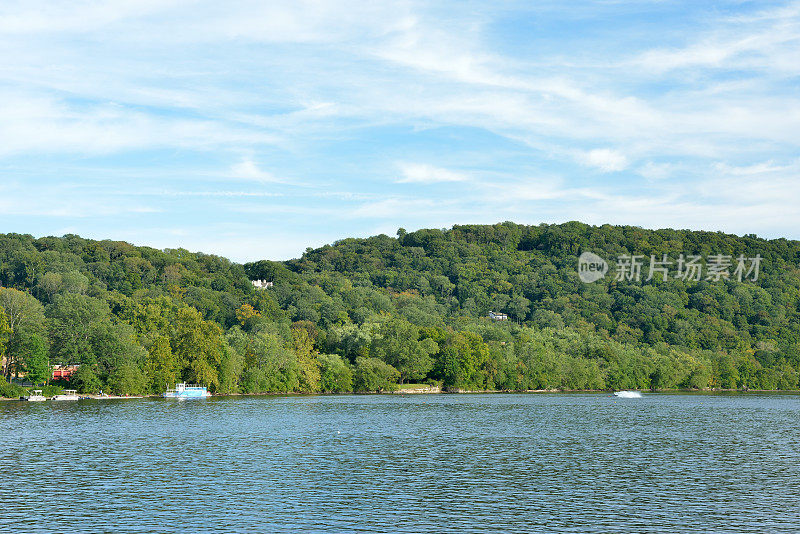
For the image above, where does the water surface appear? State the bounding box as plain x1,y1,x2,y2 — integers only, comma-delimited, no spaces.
2,393,798,533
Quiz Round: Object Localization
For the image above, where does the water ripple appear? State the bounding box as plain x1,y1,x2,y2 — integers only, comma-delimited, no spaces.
1,393,799,533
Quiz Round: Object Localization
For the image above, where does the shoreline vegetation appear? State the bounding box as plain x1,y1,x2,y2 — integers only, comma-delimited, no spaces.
5,387,800,402
2,222,800,397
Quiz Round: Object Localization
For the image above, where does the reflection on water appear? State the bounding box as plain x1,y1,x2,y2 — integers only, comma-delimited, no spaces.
2,393,799,533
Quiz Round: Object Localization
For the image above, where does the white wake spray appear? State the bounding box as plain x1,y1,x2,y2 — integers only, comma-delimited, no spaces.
613,390,642,398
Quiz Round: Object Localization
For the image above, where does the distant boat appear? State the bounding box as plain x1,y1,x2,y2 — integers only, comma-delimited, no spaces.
614,390,642,398
21,390,47,402
164,383,209,399
51,389,79,401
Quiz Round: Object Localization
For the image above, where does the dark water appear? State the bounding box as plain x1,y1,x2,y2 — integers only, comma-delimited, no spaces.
2,393,799,533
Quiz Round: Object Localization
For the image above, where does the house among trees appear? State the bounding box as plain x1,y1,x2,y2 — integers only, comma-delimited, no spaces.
52,364,79,381
488,311,508,321
251,279,274,289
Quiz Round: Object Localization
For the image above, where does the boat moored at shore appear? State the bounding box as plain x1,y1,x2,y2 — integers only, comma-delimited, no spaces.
21,390,47,402
164,383,209,399
51,390,80,401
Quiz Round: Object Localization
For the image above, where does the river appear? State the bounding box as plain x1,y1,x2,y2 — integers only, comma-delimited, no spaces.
2,393,798,533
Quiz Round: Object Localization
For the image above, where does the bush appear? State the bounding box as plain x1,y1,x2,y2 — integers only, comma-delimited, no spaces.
72,365,102,393
41,384,64,397
0,377,26,398
353,357,399,393
318,354,353,393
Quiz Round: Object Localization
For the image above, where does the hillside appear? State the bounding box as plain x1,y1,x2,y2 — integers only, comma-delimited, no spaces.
2,222,799,396
274,222,800,353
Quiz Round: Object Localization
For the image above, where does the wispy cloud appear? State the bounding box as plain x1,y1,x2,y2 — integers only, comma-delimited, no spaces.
637,162,674,181
578,149,629,173
632,1,800,75
229,159,285,184
350,198,439,219
396,162,467,183
1,0,799,260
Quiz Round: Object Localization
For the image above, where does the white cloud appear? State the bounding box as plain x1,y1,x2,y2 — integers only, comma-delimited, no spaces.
2,0,800,254
396,162,467,183
0,93,281,156
579,149,629,173
156,190,283,198
701,159,800,205
0,0,182,34
229,159,285,183
632,2,800,75
637,161,674,180
351,198,438,218
0,187,160,218
712,160,793,176
1,1,796,165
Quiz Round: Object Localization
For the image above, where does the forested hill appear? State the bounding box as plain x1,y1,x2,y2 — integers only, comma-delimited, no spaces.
1,222,799,397
268,222,800,353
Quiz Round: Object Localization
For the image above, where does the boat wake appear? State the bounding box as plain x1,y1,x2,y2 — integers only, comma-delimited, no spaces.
613,390,642,398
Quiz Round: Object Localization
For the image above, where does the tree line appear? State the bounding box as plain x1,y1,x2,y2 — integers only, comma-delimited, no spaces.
1,222,799,397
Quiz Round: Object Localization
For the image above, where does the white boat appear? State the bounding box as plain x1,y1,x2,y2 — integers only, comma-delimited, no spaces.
614,390,642,398
164,383,210,399
51,389,79,401
21,390,47,402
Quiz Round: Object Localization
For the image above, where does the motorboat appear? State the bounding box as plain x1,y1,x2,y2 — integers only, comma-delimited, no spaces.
164,383,209,399
21,390,47,401
51,389,80,401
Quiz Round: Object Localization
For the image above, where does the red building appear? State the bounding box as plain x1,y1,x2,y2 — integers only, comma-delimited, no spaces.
52,365,79,381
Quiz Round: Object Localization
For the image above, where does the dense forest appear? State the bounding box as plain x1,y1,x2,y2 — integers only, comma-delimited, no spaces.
2,221,799,397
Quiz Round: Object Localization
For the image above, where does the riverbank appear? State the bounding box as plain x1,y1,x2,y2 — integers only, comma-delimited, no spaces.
1,394,146,401
4,388,800,402
393,384,441,393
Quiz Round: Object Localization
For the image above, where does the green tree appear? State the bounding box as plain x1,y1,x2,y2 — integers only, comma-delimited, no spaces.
318,354,353,392
506,294,531,322
37,272,63,303
684,361,712,389
146,335,179,394
72,364,102,393
353,357,399,392
218,342,245,394
0,306,10,371
46,293,110,367
369,317,437,383
107,361,147,395
21,333,49,385
0,288,46,379
437,331,491,390
235,303,261,331
170,306,223,390
90,322,147,386
292,327,320,392
240,332,299,393
714,354,740,389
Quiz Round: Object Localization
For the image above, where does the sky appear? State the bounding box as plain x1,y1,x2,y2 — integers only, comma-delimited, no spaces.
1,0,799,262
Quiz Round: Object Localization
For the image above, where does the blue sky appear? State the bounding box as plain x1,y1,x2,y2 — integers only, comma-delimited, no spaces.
1,0,798,261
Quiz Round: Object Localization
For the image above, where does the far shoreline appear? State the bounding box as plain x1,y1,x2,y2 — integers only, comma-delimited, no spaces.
4,388,800,402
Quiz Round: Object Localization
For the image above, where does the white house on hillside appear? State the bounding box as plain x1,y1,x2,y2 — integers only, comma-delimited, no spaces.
251,279,274,289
